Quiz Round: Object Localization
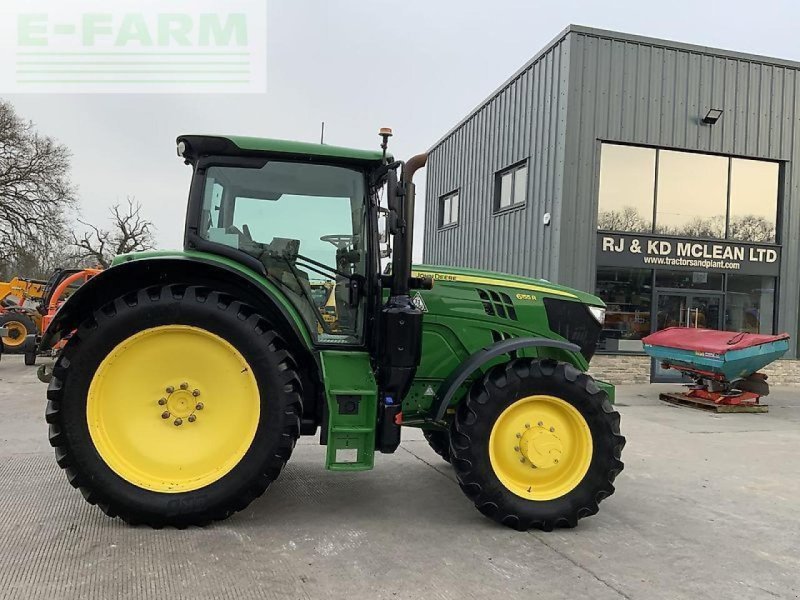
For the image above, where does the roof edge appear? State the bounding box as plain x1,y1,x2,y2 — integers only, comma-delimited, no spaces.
568,24,800,71
428,23,800,154
427,24,573,153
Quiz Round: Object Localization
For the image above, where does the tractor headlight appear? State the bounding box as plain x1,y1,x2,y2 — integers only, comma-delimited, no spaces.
588,306,606,325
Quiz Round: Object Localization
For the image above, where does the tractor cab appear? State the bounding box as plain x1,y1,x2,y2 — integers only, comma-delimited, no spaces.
183,147,371,344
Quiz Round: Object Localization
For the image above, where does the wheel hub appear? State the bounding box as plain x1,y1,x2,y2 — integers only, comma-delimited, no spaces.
489,394,593,501
87,325,260,493
3,321,27,346
158,383,203,425
517,423,562,469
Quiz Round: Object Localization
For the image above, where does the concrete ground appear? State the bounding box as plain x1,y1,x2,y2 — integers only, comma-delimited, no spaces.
0,355,798,600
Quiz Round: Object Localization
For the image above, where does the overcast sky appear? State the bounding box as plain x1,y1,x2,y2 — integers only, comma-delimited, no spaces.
5,0,800,260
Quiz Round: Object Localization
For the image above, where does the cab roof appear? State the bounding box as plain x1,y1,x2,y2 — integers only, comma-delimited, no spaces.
177,134,390,164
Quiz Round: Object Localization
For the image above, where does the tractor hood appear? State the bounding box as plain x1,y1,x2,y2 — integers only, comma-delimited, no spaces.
411,265,604,307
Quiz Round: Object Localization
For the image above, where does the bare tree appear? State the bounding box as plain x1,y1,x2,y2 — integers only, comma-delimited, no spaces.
0,99,75,264
72,198,156,269
729,215,775,243
597,206,651,232
0,218,73,280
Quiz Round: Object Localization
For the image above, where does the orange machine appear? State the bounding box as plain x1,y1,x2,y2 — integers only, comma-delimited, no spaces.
27,268,101,379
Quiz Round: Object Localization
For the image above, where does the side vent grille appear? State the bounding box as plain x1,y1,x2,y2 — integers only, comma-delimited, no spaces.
490,329,518,358
476,288,518,320
477,289,495,316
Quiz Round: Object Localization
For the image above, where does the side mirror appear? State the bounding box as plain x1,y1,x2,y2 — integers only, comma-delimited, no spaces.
385,169,402,235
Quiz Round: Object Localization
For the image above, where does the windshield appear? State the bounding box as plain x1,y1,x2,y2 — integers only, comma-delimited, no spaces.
199,161,368,343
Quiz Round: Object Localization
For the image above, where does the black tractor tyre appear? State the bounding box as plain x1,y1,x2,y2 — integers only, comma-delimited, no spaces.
46,285,303,528
423,429,451,463
449,358,625,531
0,312,37,354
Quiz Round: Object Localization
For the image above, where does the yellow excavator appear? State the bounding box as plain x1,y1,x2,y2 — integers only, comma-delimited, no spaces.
0,277,47,353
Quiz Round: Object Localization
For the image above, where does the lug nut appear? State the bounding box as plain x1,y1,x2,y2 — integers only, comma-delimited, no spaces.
166,386,174,394
188,415,196,423
180,382,188,390
554,458,559,464
515,433,522,439
174,418,183,426
525,423,530,429
158,398,167,406
161,411,170,419
195,402,204,411
514,446,519,452
538,421,544,427
519,457,526,463
192,389,201,397
549,427,555,432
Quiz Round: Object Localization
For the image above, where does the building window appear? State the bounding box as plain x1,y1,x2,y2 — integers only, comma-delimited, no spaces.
597,144,780,242
597,145,655,233
655,150,728,238
654,270,724,291
728,158,779,243
439,191,459,227
595,267,652,353
495,161,528,212
725,275,775,334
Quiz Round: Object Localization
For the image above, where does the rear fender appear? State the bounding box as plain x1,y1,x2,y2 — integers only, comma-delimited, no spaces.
42,256,312,350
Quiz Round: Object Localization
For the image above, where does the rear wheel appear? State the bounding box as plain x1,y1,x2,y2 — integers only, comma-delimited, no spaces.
450,358,625,531
423,430,451,463
0,312,36,354
46,285,303,527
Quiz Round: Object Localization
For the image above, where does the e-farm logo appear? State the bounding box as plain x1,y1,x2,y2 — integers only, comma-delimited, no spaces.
0,1,266,93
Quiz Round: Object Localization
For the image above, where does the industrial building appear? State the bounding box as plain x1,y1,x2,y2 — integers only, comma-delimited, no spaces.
423,25,800,382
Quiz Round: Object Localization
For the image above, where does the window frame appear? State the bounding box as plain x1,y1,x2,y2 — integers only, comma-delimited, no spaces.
185,154,377,350
494,159,529,214
596,141,782,245
438,189,460,229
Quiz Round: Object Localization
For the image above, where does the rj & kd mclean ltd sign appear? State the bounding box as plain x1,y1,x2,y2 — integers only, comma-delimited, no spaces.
596,233,780,277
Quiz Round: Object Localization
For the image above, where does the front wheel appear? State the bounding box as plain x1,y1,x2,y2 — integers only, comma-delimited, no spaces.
46,285,303,527
450,359,625,531
0,312,37,354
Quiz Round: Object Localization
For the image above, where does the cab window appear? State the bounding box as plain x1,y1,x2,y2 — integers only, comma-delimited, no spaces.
199,161,368,344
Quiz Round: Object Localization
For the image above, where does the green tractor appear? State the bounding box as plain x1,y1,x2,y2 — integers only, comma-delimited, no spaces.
42,131,624,530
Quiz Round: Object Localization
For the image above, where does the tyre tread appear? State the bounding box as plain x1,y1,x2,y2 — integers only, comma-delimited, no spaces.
45,285,303,528
450,358,625,531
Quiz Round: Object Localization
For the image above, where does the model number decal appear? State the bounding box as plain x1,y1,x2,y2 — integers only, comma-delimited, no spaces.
515,293,537,301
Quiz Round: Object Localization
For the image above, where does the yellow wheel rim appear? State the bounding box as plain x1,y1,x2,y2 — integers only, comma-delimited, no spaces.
489,395,593,501
2,320,28,348
87,325,260,493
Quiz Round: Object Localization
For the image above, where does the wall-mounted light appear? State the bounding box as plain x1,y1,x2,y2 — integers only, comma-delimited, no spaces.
702,108,723,125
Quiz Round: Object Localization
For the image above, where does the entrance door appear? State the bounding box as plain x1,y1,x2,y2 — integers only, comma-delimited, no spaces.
651,291,723,382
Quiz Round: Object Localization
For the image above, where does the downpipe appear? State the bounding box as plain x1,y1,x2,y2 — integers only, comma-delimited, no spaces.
377,153,428,453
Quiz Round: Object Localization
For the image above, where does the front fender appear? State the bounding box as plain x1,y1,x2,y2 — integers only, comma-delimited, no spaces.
430,337,583,423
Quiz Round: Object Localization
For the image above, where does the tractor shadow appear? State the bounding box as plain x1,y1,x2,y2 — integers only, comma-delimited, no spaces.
231,444,487,531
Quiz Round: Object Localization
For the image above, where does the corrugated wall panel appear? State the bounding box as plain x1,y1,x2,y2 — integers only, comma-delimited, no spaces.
562,29,800,356
424,25,800,356
422,35,571,280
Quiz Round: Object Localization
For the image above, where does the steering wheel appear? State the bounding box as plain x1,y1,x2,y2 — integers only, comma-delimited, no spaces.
320,234,353,249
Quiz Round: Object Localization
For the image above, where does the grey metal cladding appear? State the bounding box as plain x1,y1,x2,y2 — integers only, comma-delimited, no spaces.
563,27,800,356
423,24,800,356
422,32,571,281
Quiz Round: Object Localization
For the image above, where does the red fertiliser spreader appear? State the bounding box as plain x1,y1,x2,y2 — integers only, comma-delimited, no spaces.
642,328,791,412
